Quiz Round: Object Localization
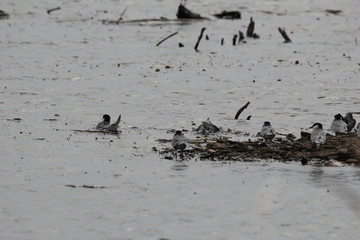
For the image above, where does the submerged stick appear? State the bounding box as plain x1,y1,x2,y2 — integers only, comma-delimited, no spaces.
238,31,244,43
156,32,179,46
194,27,206,52
232,35,238,46
246,17,255,37
47,7,61,14
278,27,292,43
115,7,128,24
234,102,250,120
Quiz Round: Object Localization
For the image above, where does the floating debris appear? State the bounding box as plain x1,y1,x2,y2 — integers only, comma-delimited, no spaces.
194,27,206,51
6,118,22,122
47,7,61,14
325,9,342,15
278,27,292,43
65,184,107,189
156,32,179,46
246,17,255,37
43,118,57,121
214,10,241,19
177,3,205,19
0,10,10,20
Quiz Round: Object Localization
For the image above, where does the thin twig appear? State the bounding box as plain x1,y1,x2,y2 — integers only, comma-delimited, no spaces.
47,7,61,14
116,7,128,24
156,32,179,46
194,27,206,52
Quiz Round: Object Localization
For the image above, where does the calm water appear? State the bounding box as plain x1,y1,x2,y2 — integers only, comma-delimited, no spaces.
1,0,360,239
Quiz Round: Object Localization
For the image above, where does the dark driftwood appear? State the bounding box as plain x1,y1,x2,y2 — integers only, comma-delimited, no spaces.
234,102,250,120
0,10,10,19
238,31,245,43
278,27,292,43
47,7,61,14
246,17,255,37
177,4,204,19
156,32,178,46
214,11,241,19
194,27,206,51
102,17,174,25
232,35,238,46
325,9,342,15
252,33,260,39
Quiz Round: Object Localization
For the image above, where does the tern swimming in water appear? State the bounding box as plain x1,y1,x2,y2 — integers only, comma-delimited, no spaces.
344,112,356,132
260,121,276,140
310,123,326,144
103,114,121,132
171,130,187,150
96,114,111,130
330,113,348,134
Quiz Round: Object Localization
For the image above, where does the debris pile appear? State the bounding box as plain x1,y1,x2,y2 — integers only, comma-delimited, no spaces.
158,133,360,166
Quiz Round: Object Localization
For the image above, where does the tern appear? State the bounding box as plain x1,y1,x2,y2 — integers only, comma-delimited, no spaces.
330,113,348,134
310,123,326,144
260,121,276,140
171,131,187,150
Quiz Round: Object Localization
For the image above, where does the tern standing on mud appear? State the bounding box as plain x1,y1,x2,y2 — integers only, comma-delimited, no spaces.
310,123,326,144
330,114,348,134
260,121,276,140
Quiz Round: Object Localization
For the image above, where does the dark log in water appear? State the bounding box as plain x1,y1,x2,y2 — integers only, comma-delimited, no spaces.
214,11,241,19
232,35,238,46
234,102,250,120
0,10,10,19
246,17,255,37
177,4,204,19
325,9,342,15
278,27,292,43
238,31,245,43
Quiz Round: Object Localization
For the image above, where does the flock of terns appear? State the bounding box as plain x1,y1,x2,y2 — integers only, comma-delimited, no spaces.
94,113,360,150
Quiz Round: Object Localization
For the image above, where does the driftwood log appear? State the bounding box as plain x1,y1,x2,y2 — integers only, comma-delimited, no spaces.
246,17,255,37
278,27,292,43
0,10,10,19
214,11,241,19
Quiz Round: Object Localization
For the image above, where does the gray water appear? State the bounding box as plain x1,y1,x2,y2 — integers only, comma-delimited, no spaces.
1,0,360,239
